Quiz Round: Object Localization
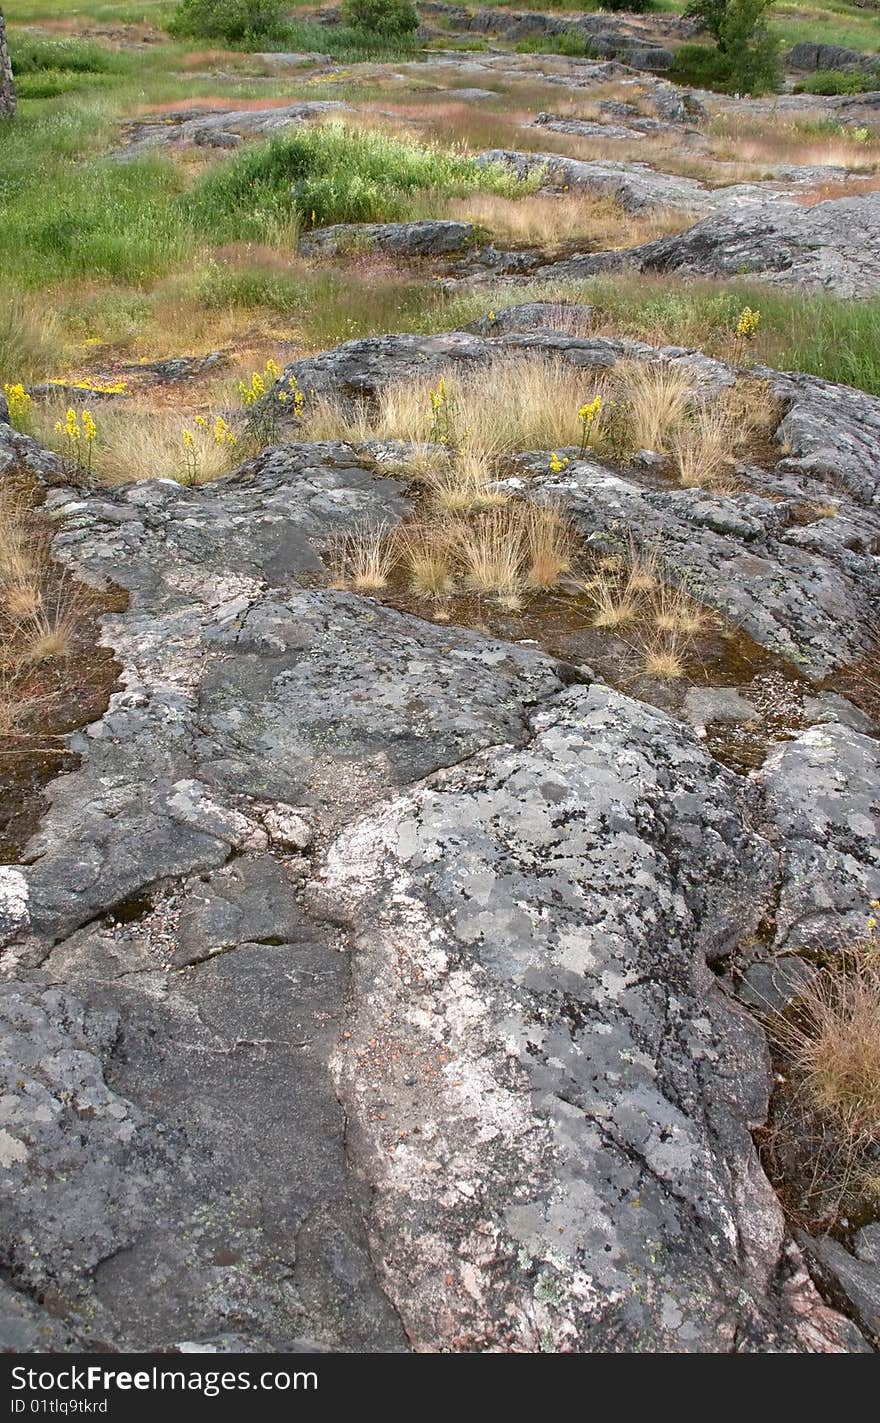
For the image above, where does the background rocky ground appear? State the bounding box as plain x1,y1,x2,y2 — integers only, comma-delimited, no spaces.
1,1,879,1353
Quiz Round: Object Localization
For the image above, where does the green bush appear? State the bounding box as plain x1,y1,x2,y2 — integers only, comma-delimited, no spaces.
186,123,533,236
167,0,291,46
794,68,879,96
340,0,419,36
682,0,782,94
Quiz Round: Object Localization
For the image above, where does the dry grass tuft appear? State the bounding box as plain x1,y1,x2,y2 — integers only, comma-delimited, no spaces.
304,355,595,455
420,447,508,513
523,502,573,589
590,575,638,630
30,399,240,487
609,361,693,455
325,521,398,593
770,945,880,1148
652,582,705,638
445,191,694,253
642,637,687,681
399,522,456,601
459,507,526,606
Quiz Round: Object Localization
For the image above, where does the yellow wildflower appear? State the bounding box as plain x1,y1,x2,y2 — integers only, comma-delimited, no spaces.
195,415,207,429
65,408,81,442
4,383,32,429
81,409,97,443
736,307,760,340
213,415,235,447
578,396,602,455
182,429,195,449
548,452,570,473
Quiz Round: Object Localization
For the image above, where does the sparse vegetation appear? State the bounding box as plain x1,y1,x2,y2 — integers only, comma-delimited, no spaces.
761,922,880,1228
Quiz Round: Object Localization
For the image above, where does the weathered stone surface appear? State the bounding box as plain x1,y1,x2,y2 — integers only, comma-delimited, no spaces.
787,41,880,75
477,149,833,216
796,1232,880,1343
275,330,880,676
571,192,880,298
2,313,878,1350
318,683,861,1351
299,219,477,259
0,946,406,1351
756,724,880,952
118,101,348,158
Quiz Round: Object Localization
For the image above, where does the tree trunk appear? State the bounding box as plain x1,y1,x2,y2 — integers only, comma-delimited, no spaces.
0,9,16,121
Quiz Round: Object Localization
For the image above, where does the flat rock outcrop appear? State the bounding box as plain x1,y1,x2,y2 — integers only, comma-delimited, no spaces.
299,219,477,259
544,191,880,298
1,331,878,1351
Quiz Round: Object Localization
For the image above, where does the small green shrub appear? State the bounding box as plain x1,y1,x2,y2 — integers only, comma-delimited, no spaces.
340,0,419,36
794,68,879,96
167,0,291,46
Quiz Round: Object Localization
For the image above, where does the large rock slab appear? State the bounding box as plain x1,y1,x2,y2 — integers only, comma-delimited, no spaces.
756,723,880,952
117,101,348,158
299,219,477,259
557,191,880,298
277,331,880,675
318,683,862,1351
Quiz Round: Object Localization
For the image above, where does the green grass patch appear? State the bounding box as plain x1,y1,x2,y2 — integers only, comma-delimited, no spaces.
186,123,536,237
515,33,598,58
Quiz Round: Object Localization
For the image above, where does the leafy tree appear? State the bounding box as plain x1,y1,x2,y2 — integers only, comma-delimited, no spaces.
0,9,16,120
681,0,782,94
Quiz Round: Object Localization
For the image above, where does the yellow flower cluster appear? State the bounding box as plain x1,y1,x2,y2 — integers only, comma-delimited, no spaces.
47,376,127,395
428,376,456,446
276,374,305,415
736,307,761,340
54,406,97,476
429,377,447,414
3,383,32,429
55,407,97,444
578,396,602,455
239,359,282,409
578,397,602,426
548,452,570,474
181,415,237,482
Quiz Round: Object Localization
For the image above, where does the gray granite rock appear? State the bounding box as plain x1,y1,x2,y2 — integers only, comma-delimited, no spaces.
318,683,862,1351
756,723,880,952
299,219,477,259
569,191,880,298
796,1232,880,1343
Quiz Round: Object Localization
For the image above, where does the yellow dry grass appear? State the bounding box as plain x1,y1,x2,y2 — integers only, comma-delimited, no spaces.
30,398,240,487
445,191,695,253
769,945,880,1148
